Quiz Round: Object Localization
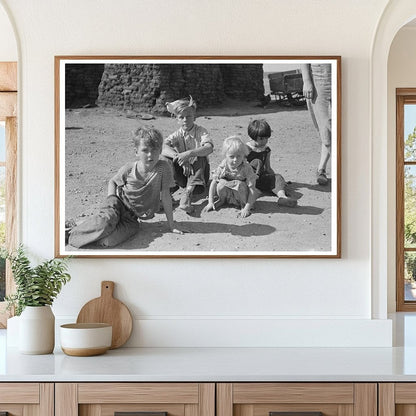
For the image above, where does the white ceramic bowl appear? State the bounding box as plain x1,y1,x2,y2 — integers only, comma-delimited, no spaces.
60,323,112,356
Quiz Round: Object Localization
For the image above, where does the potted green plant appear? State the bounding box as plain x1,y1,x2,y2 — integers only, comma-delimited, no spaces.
4,245,71,354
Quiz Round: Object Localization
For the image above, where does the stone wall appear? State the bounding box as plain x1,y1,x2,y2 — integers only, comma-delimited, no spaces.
96,64,224,114
66,63,265,113
97,63,264,114
65,64,104,108
220,64,264,101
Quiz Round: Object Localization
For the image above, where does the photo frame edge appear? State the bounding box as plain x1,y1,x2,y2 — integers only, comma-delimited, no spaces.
54,55,342,259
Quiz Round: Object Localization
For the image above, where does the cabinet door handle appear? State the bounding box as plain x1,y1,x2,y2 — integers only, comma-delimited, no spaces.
115,412,168,416
270,413,323,416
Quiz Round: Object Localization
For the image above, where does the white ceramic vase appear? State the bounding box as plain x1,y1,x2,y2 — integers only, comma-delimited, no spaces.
18,305,55,354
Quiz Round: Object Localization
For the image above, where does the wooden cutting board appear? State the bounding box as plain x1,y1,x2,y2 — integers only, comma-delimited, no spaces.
76,281,133,349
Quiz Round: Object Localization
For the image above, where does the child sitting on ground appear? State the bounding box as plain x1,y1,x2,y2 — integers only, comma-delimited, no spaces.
246,119,297,207
162,96,213,213
68,126,181,248
203,136,258,218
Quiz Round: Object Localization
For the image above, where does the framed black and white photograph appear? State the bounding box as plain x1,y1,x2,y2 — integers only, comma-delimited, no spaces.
55,56,341,258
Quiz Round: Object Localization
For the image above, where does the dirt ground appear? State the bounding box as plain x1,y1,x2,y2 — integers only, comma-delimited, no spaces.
64,99,333,254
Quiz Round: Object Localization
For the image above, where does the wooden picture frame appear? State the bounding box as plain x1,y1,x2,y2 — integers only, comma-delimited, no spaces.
55,56,341,258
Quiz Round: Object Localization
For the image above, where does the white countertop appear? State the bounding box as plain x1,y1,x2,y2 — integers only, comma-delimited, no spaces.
2,345,416,382
3,313,416,382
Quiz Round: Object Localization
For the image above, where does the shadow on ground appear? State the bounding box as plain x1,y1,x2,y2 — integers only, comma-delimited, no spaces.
254,200,324,216
289,180,332,194
66,220,276,251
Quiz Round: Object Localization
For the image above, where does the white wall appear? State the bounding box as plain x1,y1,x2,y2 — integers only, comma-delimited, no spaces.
0,0,394,347
0,2,16,61
387,26,416,312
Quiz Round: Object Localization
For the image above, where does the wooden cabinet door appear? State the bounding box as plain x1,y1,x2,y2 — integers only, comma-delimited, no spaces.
55,383,215,416
0,383,53,415
379,383,416,416
217,383,377,416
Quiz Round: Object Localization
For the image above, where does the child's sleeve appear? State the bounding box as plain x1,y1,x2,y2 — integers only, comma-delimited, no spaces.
199,126,213,148
165,131,180,149
110,163,132,187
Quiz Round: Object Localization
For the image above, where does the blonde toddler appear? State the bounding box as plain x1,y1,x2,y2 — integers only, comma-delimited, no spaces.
203,136,257,218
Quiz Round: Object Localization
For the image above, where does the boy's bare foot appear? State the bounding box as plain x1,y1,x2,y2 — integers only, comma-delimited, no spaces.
277,196,297,207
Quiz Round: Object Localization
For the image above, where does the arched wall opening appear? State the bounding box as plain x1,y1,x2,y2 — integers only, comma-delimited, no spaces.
371,1,416,319
387,19,416,313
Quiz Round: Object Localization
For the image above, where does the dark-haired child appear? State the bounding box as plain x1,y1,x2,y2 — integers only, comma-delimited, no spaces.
68,126,182,248
246,119,297,207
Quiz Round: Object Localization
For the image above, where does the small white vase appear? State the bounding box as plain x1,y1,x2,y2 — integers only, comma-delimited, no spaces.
19,305,55,354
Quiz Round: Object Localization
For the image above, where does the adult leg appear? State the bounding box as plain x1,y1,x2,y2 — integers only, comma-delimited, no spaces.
313,100,331,184
308,100,330,185
309,64,332,185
